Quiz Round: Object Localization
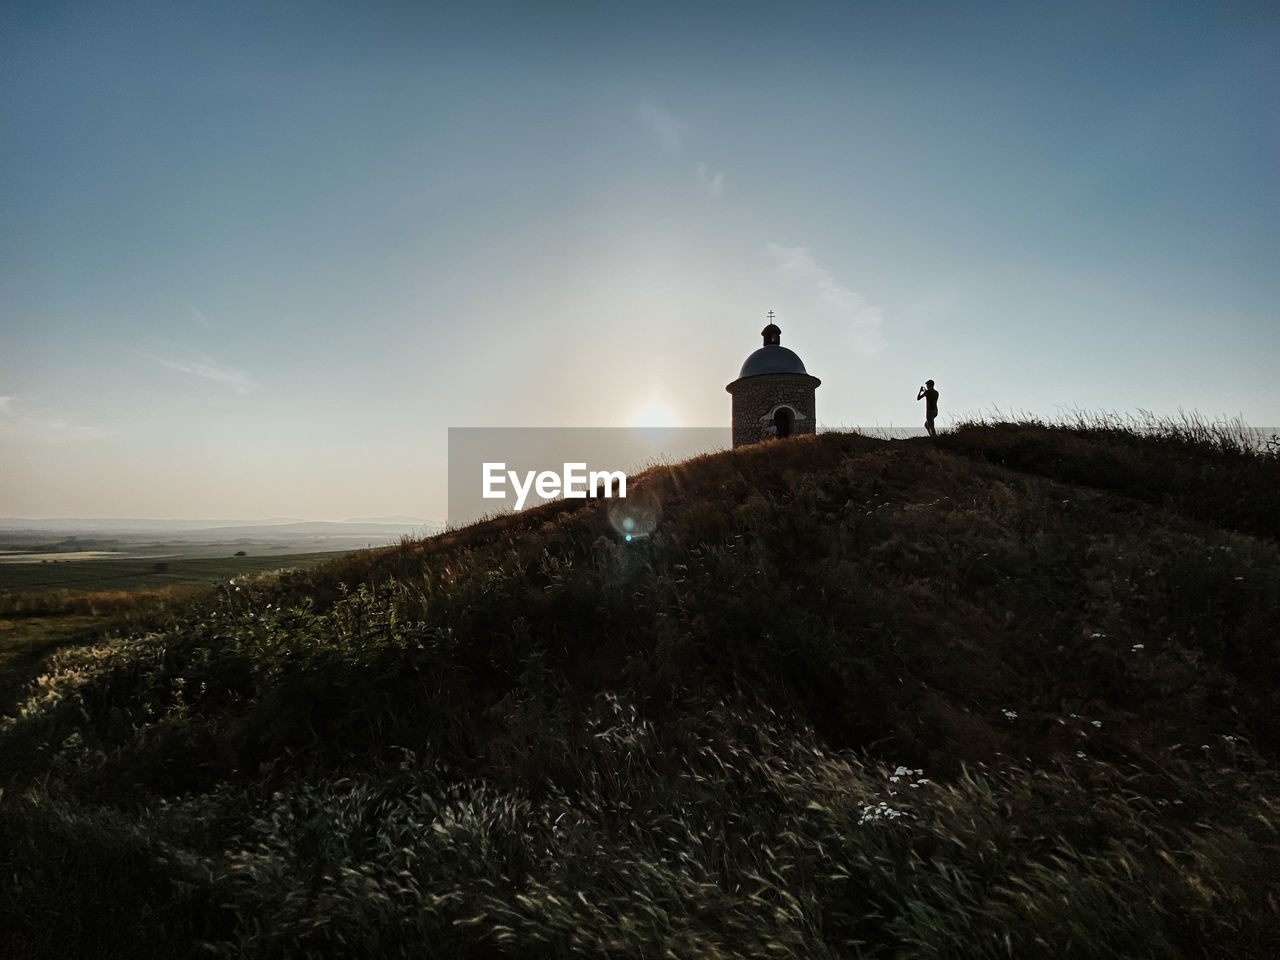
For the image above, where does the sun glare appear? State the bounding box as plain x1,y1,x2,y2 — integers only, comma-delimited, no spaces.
629,400,680,429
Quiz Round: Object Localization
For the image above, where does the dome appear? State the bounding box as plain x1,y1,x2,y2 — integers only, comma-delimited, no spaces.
737,344,809,379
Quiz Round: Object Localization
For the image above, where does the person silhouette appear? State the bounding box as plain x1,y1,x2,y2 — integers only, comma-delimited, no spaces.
917,380,939,437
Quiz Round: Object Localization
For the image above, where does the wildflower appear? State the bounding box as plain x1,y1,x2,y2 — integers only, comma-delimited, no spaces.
1091,720,1102,728
1076,751,1087,759
1002,708,1018,720
1090,632,1106,639
859,801,907,824
1131,643,1145,651
1070,713,1080,719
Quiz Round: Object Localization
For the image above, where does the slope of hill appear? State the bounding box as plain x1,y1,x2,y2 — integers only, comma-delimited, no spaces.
2,422,1278,958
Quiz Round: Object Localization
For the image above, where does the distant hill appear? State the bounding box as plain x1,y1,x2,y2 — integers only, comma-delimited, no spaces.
0,517,246,532
342,514,438,525
180,520,442,539
0,519,446,570
2,419,1278,958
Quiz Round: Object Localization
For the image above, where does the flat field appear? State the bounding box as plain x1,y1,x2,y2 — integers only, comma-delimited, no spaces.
0,550,345,593
0,550,350,703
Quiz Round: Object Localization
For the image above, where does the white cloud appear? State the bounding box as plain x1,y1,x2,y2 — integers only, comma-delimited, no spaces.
637,104,728,199
186,303,211,326
767,243,886,354
147,353,255,395
0,395,110,443
697,162,725,198
637,101,688,155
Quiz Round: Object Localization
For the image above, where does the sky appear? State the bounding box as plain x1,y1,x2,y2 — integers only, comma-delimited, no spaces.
2,0,1277,522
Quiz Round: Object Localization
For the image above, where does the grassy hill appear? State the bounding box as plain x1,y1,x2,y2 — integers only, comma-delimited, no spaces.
2,420,1278,959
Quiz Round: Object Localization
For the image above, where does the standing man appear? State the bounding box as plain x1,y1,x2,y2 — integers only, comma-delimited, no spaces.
917,380,939,437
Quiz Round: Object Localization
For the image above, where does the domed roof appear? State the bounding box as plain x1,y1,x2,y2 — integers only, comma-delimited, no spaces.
737,344,809,379
733,320,811,379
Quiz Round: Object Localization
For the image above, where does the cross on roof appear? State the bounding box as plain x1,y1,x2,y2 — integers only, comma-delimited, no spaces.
767,310,775,321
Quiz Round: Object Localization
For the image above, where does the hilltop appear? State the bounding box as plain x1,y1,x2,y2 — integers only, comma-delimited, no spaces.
2,420,1278,959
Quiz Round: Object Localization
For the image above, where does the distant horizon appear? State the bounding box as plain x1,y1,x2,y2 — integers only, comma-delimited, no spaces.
4,417,1276,526
0,516,440,529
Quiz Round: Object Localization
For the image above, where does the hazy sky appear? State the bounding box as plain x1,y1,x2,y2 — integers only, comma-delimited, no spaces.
3,0,1277,521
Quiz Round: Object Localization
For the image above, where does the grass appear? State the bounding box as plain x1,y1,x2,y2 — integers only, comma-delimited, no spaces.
1,416,1278,957
0,551,356,715
0,550,347,595
940,410,1280,541
0,615,103,707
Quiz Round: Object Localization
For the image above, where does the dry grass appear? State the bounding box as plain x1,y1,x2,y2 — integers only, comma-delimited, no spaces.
2,421,1279,957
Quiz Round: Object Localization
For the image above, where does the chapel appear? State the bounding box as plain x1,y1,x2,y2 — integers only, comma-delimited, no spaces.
725,315,821,448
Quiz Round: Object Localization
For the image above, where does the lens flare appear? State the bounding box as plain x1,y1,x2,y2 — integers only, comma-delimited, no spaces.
607,488,660,541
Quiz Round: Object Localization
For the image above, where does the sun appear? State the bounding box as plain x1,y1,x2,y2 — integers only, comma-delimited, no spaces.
628,399,681,429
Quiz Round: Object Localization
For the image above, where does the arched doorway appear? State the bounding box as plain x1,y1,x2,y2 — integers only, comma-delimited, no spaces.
774,406,795,438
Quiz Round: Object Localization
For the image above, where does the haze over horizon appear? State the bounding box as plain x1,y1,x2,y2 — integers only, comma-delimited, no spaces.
3,1,1277,522
0,515,436,529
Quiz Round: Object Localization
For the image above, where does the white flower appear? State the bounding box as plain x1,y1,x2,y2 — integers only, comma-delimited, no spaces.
1076,751,1087,759
1002,709,1018,720
1131,643,1145,651
1091,720,1102,728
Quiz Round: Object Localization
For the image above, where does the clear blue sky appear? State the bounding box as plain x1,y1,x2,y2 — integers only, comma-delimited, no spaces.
3,0,1277,520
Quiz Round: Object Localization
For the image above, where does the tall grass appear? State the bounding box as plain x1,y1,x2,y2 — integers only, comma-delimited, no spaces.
2,423,1279,957
942,410,1280,541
